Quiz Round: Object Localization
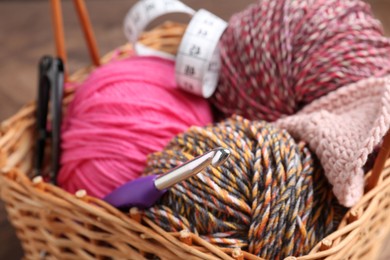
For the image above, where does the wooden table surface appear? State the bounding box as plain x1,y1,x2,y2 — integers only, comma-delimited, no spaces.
0,0,389,259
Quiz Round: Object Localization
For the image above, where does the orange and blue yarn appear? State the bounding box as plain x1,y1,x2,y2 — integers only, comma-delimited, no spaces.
143,116,345,259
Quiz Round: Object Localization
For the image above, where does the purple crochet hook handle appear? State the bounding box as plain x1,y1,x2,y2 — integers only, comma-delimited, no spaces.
104,175,165,209
104,147,231,209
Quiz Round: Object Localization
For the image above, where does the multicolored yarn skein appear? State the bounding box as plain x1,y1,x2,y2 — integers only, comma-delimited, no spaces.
58,56,213,198
213,0,390,121
143,116,345,259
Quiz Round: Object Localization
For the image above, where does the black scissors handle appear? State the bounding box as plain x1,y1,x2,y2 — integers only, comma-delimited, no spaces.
35,56,64,184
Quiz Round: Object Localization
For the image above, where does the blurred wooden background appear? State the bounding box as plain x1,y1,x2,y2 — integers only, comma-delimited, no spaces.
0,0,389,259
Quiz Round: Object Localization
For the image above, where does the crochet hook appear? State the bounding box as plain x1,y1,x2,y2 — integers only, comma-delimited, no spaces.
104,147,231,209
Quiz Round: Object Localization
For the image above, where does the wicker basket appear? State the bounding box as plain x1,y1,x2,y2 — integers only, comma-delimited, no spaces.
1,1,390,259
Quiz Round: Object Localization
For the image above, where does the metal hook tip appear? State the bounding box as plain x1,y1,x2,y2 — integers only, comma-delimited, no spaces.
211,148,231,167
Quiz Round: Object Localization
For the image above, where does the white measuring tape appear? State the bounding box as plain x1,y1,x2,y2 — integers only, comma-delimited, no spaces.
124,0,228,98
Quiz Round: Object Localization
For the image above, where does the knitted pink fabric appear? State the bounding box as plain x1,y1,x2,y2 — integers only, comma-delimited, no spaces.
275,76,390,207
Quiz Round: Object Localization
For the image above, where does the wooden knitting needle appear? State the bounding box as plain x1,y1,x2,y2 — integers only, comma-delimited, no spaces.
73,0,100,66
50,0,67,72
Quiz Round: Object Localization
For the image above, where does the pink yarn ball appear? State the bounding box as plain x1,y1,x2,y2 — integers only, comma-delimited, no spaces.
58,56,213,198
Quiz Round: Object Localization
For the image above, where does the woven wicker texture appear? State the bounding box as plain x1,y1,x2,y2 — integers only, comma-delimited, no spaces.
0,44,389,259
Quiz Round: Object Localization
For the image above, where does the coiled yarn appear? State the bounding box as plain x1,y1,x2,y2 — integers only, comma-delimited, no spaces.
144,116,344,259
58,56,213,198
213,0,390,121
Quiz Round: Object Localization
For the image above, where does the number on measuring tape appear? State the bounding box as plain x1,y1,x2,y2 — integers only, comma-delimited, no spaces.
197,29,208,37
189,45,201,56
